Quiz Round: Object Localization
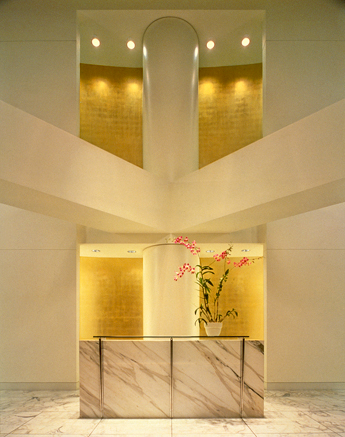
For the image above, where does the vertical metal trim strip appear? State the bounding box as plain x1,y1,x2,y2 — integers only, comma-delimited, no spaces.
240,338,245,417
170,337,173,418
99,338,104,418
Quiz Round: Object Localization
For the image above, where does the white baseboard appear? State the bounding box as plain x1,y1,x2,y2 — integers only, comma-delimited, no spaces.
0,382,79,390
266,382,345,390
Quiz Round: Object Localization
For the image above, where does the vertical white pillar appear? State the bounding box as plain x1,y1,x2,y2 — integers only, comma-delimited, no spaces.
142,17,199,181
142,18,199,335
143,244,199,336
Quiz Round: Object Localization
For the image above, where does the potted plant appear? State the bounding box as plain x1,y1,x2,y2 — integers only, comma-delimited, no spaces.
173,236,258,336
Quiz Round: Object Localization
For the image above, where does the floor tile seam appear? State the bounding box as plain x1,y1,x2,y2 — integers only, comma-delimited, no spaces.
240,417,257,436
170,417,254,435
242,419,262,435
307,410,345,418
243,414,334,431
329,424,345,433
238,417,255,433
244,428,260,437
265,406,340,412
84,417,102,437
303,411,345,427
289,410,335,425
2,411,41,435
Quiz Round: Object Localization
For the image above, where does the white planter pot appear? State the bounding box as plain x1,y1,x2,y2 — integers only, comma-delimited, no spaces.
204,322,223,336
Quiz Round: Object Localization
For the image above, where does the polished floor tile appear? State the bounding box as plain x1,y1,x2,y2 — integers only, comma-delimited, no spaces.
9,412,100,435
0,412,41,434
92,418,171,434
244,417,328,434
172,418,252,434
247,432,339,437
1,389,345,436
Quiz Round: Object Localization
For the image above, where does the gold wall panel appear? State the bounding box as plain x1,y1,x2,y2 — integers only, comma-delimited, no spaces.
79,256,262,340
199,257,264,339
80,63,143,167
80,257,143,339
199,63,263,168
80,63,262,169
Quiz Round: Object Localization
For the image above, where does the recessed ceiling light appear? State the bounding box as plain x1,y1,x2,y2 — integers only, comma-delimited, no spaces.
206,250,215,253
92,249,100,252
206,40,215,50
127,250,136,253
127,40,135,50
91,37,100,48
241,37,250,47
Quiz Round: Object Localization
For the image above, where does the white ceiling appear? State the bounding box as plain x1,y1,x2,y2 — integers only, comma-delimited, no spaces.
78,10,264,68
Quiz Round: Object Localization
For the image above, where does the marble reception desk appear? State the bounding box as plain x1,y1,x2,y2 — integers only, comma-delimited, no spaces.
79,337,264,419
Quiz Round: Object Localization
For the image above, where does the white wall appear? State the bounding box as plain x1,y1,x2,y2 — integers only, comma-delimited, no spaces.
0,0,344,388
264,0,345,134
0,1,78,134
266,203,345,389
0,204,78,389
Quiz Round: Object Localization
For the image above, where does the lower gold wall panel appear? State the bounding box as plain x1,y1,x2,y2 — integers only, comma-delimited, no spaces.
80,256,263,340
199,257,264,339
80,257,143,339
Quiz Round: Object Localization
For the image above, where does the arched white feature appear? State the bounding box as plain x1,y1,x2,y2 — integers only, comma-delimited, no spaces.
143,244,199,336
143,17,199,181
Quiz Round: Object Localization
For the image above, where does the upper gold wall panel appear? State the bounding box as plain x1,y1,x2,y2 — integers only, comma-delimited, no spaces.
80,63,143,167
199,63,262,167
79,63,262,169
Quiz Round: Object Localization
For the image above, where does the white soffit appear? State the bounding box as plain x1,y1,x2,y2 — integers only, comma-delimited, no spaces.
78,10,264,68
80,243,264,258
1,99,344,235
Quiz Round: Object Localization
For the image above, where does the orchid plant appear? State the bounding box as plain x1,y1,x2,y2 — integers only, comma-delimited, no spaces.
173,236,257,326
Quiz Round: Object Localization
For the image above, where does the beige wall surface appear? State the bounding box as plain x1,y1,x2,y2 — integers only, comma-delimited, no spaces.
0,41,78,135
0,204,78,389
263,0,345,134
266,203,345,389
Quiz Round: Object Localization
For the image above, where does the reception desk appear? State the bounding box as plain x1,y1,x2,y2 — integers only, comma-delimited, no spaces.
79,337,264,418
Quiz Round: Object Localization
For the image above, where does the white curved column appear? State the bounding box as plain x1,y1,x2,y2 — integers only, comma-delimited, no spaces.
143,17,199,181
143,244,199,336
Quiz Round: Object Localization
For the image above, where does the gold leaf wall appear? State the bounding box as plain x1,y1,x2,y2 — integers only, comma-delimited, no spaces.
79,63,262,168
80,257,143,340
199,63,262,167
199,257,264,339
80,63,143,167
79,256,263,340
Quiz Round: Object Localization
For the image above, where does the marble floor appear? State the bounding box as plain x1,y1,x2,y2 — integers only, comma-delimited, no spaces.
1,390,345,436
